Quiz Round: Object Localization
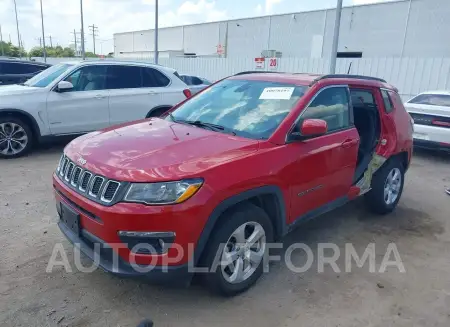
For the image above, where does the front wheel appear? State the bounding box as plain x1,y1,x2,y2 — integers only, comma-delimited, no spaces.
364,159,405,214
0,117,33,159
201,203,273,296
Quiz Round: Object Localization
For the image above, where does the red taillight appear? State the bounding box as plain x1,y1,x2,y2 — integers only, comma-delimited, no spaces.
183,89,192,98
432,119,450,127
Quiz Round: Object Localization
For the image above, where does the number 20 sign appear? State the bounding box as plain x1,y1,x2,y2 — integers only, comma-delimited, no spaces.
269,58,278,70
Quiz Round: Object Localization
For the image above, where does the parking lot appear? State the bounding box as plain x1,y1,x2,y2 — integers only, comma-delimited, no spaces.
0,145,449,327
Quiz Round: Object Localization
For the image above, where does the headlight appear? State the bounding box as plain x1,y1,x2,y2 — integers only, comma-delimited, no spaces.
124,179,203,205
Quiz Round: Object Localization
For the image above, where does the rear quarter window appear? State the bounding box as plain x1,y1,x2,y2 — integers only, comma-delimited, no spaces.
381,90,394,113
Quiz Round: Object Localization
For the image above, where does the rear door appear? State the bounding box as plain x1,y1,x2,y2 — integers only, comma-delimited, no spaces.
288,85,359,222
107,65,184,125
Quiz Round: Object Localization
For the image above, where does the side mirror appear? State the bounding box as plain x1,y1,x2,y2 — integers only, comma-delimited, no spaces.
56,81,74,92
300,119,328,138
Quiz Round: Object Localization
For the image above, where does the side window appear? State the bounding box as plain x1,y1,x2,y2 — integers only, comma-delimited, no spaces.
180,75,191,85
300,87,350,133
142,68,170,87
381,90,394,113
408,94,450,107
106,65,142,89
63,65,107,92
191,76,203,85
23,64,46,74
2,63,20,74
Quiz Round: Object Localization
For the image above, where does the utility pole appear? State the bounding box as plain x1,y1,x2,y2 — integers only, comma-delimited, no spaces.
89,24,99,55
13,0,21,58
154,0,159,64
48,35,53,48
40,0,47,62
329,0,343,74
0,25,4,56
80,0,86,59
71,29,79,56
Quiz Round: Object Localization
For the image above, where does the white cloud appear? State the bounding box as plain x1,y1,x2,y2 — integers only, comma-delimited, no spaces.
0,0,226,54
265,0,283,14
351,0,388,4
255,4,263,16
159,0,227,27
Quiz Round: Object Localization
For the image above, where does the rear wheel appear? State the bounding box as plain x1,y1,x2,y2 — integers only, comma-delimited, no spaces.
0,117,33,159
364,159,405,214
202,203,273,296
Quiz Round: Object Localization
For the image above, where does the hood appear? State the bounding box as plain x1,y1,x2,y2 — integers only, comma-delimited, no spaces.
65,118,260,182
0,84,43,96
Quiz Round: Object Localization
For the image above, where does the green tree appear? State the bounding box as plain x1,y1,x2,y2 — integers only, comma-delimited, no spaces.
28,46,75,58
85,51,98,58
0,41,26,57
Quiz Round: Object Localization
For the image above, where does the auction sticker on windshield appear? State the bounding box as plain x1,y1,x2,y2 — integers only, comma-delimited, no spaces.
259,87,295,100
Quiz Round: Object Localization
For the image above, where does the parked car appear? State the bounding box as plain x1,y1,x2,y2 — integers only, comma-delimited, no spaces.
404,90,450,152
0,58,50,86
179,74,211,94
0,60,192,158
54,73,413,296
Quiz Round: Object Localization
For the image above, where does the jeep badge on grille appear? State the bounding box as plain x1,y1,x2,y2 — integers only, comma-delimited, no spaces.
77,157,87,165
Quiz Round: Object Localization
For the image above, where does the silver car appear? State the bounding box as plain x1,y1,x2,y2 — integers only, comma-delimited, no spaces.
179,74,212,94
405,90,450,152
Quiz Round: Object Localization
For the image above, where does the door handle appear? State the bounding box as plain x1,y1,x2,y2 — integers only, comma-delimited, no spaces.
148,91,158,96
95,95,106,99
341,139,358,148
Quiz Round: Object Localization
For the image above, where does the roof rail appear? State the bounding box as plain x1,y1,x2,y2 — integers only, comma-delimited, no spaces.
234,71,281,76
311,74,387,85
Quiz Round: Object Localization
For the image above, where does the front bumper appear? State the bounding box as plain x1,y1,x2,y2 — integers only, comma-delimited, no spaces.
58,219,192,284
53,172,214,277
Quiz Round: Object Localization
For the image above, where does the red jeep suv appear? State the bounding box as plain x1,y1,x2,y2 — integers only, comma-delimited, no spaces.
53,73,413,295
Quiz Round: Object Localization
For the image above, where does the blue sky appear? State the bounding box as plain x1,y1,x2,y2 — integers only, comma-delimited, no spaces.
0,0,391,53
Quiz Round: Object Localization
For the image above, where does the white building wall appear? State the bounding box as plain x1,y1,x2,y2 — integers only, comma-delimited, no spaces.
269,10,326,58
322,1,409,57
183,23,220,55
114,0,450,59
226,17,271,58
403,0,450,57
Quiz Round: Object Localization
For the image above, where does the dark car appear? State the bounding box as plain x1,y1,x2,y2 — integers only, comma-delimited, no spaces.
0,59,51,86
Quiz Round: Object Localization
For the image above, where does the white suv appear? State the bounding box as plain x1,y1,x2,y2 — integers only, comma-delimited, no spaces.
405,90,450,152
0,60,191,158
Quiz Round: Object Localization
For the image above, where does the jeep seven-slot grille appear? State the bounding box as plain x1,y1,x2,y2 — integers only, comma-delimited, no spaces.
56,154,121,205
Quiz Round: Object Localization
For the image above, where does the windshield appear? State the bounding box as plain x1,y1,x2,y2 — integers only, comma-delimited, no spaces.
24,63,74,87
169,79,307,139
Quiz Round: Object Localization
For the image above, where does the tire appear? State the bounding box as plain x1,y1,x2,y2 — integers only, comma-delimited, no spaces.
0,117,33,159
201,203,274,296
364,159,405,215
146,107,171,118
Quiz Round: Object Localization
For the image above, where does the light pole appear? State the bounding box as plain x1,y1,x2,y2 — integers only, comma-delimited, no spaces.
12,0,21,58
80,0,86,59
0,25,4,56
329,0,343,74
40,0,47,62
154,0,159,64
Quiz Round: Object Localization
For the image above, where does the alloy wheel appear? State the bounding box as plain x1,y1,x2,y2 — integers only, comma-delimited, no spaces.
0,122,29,156
384,167,402,205
220,221,266,284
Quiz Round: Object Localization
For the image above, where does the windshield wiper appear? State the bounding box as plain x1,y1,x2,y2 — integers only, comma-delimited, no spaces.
169,114,236,135
186,120,225,131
